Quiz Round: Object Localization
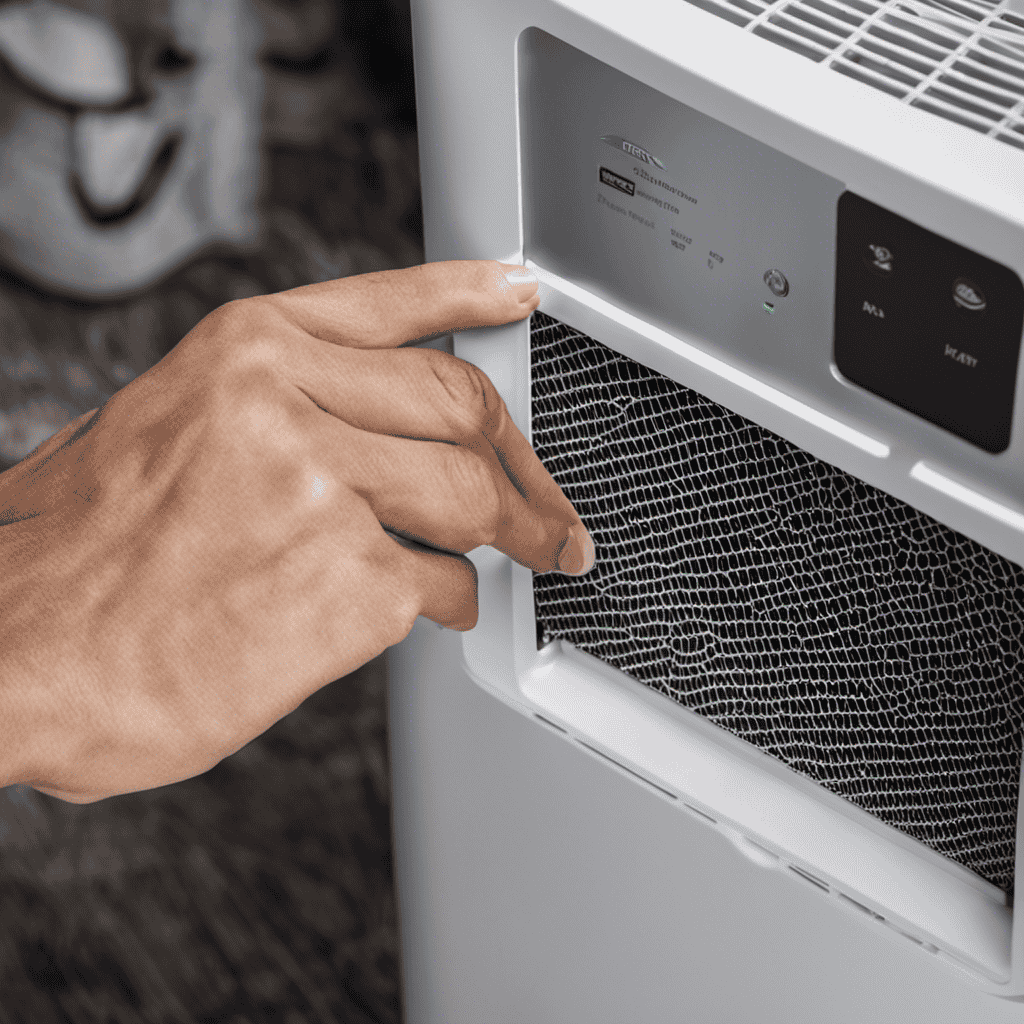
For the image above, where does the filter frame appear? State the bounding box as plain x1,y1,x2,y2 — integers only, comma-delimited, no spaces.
453,272,1024,993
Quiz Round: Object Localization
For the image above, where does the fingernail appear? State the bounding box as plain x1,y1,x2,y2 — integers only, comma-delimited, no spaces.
558,524,596,576
504,266,538,289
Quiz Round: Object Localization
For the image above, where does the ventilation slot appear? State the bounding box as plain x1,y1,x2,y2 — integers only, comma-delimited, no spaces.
685,804,720,824
534,713,568,734
789,865,831,891
838,892,885,919
576,741,679,800
885,920,929,945
680,0,1024,153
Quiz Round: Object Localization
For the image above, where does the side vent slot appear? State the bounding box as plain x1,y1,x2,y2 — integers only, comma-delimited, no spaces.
838,892,885,920
884,920,929,947
534,713,567,734
789,864,830,891
576,741,678,800
684,803,718,824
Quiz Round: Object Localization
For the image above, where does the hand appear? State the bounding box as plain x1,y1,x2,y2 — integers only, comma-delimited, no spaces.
0,260,595,803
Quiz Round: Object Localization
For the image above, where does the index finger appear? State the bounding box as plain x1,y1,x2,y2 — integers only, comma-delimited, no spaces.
264,260,542,349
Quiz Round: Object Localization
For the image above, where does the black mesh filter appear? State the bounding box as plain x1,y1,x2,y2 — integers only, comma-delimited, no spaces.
530,311,1024,894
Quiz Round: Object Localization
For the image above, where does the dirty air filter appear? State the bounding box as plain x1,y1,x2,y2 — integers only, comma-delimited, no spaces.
530,310,1024,894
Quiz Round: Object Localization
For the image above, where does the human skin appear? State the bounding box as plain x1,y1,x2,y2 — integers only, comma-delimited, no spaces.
0,259,595,804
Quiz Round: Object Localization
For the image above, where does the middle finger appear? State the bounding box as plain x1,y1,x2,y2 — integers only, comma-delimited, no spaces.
324,416,580,575
291,343,594,574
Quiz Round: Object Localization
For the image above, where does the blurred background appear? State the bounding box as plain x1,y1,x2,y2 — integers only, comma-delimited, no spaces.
0,1,422,1020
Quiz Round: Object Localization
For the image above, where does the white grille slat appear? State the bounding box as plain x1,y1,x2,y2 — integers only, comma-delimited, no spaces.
833,51,930,90
870,14,969,60
925,0,992,17
846,36,936,80
954,52,1024,98
915,83,1011,121
805,0,874,24
772,8,854,45
756,20,839,56
683,0,1024,151
931,73,1019,115
791,7,869,40
698,0,769,21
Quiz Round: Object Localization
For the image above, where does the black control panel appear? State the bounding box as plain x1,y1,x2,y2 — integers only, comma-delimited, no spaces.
834,191,1024,454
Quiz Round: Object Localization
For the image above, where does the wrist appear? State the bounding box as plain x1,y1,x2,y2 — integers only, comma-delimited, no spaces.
0,471,83,794
0,653,44,789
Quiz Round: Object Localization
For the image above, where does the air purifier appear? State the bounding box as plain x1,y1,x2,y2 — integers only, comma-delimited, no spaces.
389,0,1024,1019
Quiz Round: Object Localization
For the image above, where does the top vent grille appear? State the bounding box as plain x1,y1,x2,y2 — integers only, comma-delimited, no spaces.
687,0,1024,151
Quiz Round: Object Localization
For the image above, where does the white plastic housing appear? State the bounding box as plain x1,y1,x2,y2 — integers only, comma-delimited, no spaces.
407,0,1024,1001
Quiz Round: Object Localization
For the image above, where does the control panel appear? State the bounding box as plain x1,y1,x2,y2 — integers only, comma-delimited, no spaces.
521,29,845,410
520,27,1024,485
834,192,1024,454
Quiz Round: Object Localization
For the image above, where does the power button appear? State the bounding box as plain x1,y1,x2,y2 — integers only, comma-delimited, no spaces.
763,269,789,297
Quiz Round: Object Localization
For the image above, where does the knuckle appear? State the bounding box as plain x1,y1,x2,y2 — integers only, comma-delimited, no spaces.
216,380,305,467
214,343,280,396
428,351,484,412
203,360,312,463
443,448,500,544
368,541,423,642
205,300,288,387
384,586,422,647
427,351,504,434
394,598,422,643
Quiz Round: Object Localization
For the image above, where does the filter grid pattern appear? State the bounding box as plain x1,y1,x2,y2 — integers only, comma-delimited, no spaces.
530,311,1024,893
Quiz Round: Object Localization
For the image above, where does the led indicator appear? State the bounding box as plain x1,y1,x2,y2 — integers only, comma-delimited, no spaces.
763,302,775,313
